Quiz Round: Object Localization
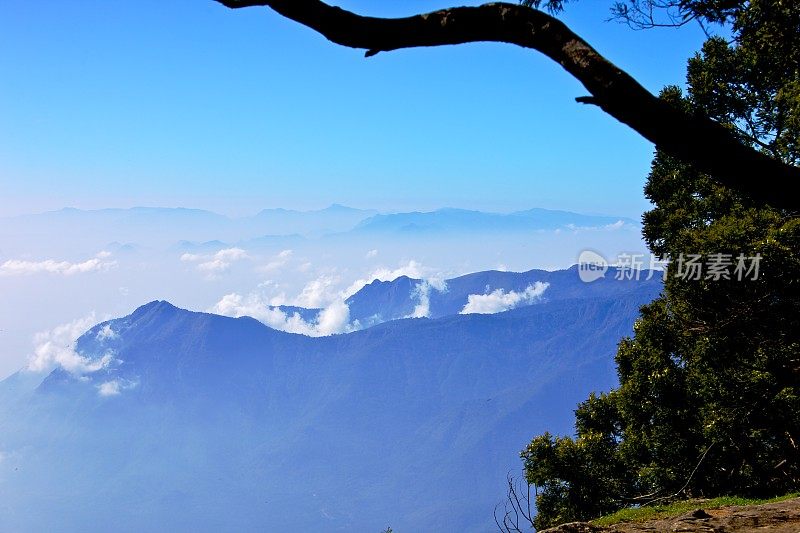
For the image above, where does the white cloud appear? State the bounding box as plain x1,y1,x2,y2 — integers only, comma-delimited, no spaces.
405,280,447,319
27,314,114,375
0,252,116,277
210,292,357,337
97,378,137,397
460,282,549,315
198,248,248,273
211,293,278,321
343,260,446,297
181,248,249,277
312,300,354,336
365,249,378,259
294,275,340,308
96,324,118,342
565,220,629,232
211,260,447,335
97,381,121,397
259,249,294,273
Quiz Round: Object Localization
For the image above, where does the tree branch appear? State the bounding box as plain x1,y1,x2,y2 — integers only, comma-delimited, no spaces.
214,0,799,210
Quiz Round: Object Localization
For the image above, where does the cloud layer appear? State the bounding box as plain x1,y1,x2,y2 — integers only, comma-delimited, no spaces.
0,252,116,277
181,247,249,277
258,249,294,273
27,314,113,374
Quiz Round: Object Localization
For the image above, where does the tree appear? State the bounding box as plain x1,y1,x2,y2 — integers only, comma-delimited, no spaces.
214,0,800,210
519,1,800,526
521,136,800,532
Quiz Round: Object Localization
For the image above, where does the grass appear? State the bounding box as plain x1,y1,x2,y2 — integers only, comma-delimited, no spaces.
591,493,800,527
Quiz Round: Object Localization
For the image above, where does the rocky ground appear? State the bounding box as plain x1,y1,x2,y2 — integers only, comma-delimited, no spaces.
541,497,800,533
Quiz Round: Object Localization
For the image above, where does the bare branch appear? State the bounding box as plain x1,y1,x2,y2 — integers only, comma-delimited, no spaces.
644,442,718,506
495,472,536,532
214,0,800,210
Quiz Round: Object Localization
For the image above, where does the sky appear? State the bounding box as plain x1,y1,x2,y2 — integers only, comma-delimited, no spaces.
0,0,710,219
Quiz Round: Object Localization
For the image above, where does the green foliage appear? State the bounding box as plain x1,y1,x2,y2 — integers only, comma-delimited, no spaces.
520,1,800,529
687,0,800,165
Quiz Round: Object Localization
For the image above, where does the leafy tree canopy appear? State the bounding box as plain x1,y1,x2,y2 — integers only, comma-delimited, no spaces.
521,0,800,529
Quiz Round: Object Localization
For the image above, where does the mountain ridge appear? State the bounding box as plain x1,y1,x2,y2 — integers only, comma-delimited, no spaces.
0,271,659,532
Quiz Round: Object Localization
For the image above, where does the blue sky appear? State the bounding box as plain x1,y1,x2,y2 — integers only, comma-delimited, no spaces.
0,0,709,218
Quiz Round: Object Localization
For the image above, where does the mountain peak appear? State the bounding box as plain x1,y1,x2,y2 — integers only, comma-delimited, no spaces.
324,203,352,211
131,300,178,317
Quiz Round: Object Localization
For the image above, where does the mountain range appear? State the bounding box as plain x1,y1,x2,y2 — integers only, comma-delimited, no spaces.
0,205,376,253
0,205,636,256
0,268,661,532
343,265,658,327
352,208,634,235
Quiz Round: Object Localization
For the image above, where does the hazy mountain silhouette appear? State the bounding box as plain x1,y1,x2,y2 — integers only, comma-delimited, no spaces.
345,265,660,325
0,277,658,532
352,208,634,235
0,206,636,256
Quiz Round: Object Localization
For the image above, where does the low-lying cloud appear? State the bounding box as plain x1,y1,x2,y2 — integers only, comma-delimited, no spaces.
212,259,446,333
181,247,249,277
293,275,340,309
0,252,116,277
460,282,549,315
344,260,447,298
565,219,630,232
97,378,138,397
210,292,357,337
96,324,118,342
258,249,294,273
28,314,114,375
406,280,448,319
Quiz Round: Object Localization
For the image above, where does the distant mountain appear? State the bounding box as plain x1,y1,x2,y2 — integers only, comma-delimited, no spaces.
342,265,661,326
352,208,636,235
224,265,662,330
0,205,638,256
510,207,636,228
172,239,232,252
248,204,379,237
0,281,657,532
104,241,140,254
274,304,322,322
238,233,308,248
346,274,421,324
0,205,377,252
